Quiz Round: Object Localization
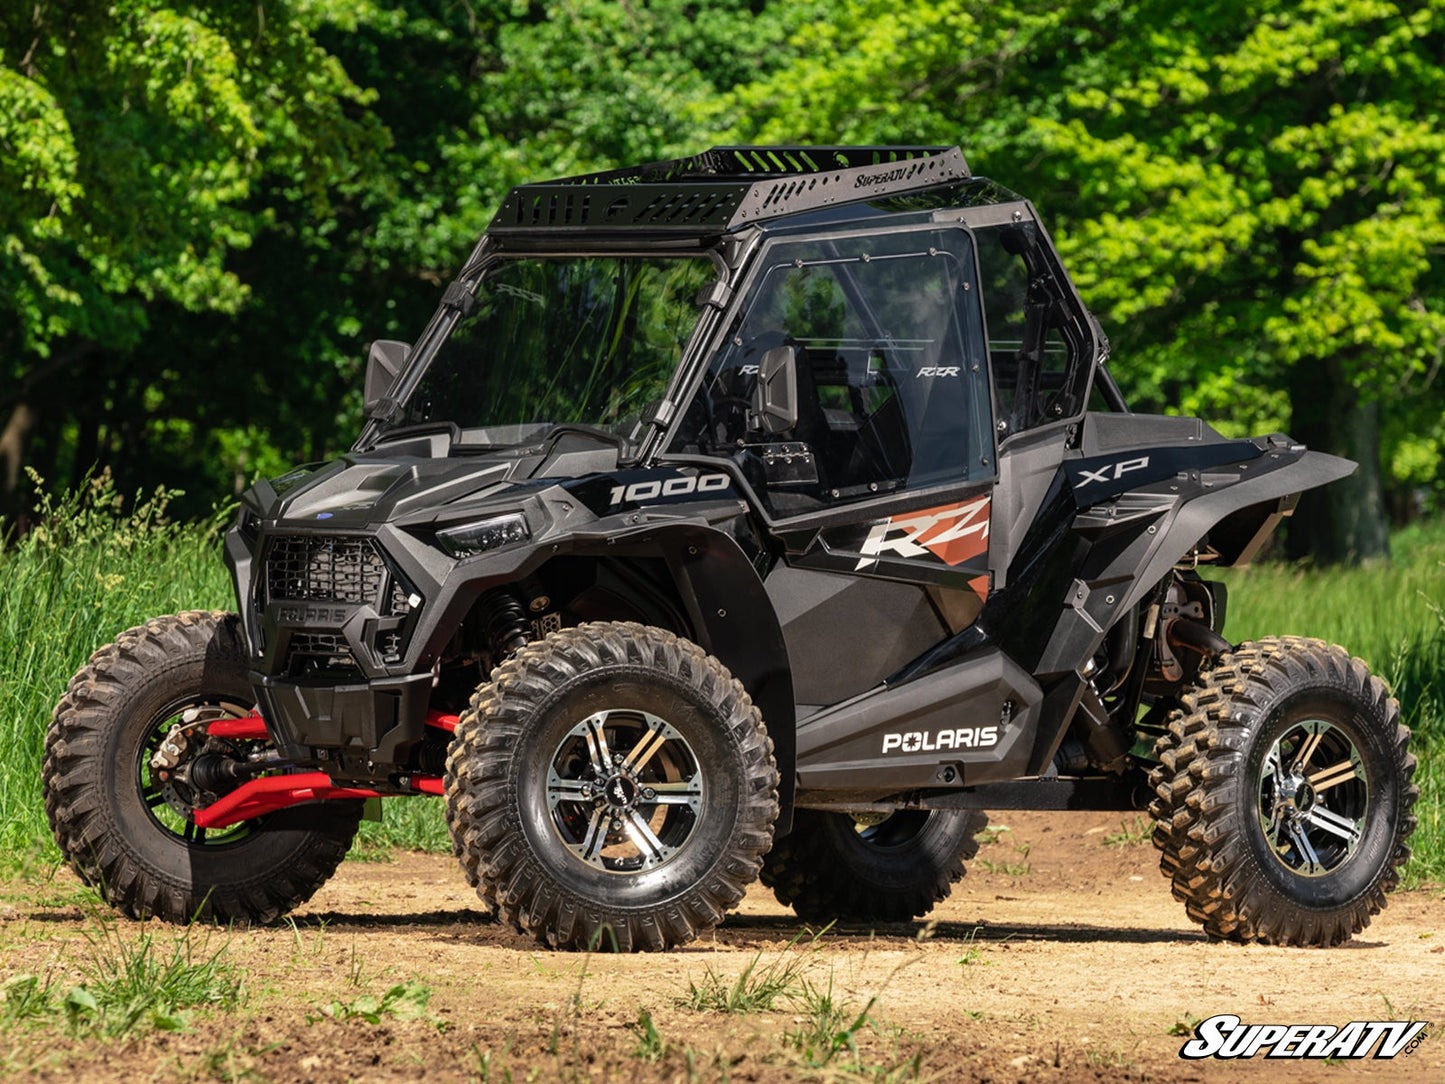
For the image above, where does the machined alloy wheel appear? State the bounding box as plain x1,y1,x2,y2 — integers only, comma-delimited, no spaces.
545,709,705,874
1149,636,1416,947
1257,718,1367,877
445,622,778,951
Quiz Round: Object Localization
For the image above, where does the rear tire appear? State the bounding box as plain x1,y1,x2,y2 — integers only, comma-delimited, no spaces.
445,622,778,951
1148,636,1416,946
761,808,988,924
43,611,361,924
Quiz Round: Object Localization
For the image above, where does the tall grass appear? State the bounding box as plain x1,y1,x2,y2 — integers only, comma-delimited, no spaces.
0,474,448,867
1,478,1439,887
1216,520,1445,887
0,474,233,858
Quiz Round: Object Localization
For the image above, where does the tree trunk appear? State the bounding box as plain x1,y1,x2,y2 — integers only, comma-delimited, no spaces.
1285,357,1391,564
0,403,36,493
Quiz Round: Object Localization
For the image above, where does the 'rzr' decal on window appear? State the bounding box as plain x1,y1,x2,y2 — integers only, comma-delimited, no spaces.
854,496,990,570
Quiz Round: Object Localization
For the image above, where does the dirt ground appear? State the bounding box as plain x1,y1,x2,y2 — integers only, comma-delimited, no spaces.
2,810,1441,1083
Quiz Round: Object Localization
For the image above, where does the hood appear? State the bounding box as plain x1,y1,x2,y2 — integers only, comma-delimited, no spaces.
243,430,623,530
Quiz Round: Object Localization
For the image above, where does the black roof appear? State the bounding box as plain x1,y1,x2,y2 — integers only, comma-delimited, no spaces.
488,146,973,235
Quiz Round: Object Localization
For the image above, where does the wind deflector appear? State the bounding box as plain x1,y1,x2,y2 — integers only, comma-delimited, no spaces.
489,146,971,234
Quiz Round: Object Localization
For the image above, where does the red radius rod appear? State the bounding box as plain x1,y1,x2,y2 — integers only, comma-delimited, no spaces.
190,711,458,830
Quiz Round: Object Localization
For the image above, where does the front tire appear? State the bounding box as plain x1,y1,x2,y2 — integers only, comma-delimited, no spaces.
445,622,779,951
1149,636,1416,946
761,809,988,924
43,611,362,924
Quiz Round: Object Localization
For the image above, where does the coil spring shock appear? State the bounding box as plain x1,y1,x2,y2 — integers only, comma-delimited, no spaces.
479,587,532,664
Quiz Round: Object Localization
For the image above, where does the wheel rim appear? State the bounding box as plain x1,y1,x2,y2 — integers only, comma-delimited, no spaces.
136,697,259,847
545,708,705,874
1257,718,1368,877
854,810,932,849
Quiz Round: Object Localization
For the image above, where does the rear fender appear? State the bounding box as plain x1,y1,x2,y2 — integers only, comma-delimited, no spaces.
1122,449,1353,610
1032,446,1353,681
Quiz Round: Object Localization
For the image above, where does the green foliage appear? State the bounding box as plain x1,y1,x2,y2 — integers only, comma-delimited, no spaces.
721,0,1445,545
319,980,437,1026
681,931,820,1013
352,796,450,858
4,0,1442,543
0,914,242,1037
1103,816,1152,848
626,1006,667,1062
785,973,877,1068
0,2,384,355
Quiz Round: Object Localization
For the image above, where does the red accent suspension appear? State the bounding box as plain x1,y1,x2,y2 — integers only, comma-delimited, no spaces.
186,708,458,829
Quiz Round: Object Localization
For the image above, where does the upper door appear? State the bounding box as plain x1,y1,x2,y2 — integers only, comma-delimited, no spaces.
668,225,995,535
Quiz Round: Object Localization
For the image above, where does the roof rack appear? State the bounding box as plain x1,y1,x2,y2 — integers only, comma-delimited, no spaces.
489,146,971,234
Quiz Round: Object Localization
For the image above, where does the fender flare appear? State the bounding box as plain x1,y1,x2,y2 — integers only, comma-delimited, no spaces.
566,522,797,831
1119,449,1355,614
657,525,796,833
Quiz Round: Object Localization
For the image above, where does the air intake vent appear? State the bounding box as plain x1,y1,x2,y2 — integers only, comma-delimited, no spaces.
264,535,386,608
285,631,361,677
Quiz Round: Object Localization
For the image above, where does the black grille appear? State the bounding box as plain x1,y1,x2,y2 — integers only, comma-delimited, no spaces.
286,631,360,676
265,536,386,607
389,581,414,616
290,631,347,656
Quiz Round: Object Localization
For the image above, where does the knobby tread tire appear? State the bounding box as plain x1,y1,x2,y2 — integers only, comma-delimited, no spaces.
444,622,778,951
1147,635,1416,947
43,611,361,924
760,808,988,924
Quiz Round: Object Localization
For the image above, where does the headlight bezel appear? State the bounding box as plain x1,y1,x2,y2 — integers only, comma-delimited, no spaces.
435,512,531,559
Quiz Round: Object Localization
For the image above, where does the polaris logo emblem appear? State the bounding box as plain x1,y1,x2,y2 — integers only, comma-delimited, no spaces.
882,726,999,754
276,604,349,624
1076,455,1150,488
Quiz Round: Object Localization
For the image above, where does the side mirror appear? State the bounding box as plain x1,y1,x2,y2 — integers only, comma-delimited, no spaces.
751,345,798,435
363,340,410,417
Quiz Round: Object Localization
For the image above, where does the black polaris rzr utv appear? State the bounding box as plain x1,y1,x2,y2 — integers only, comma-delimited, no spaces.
45,146,1416,951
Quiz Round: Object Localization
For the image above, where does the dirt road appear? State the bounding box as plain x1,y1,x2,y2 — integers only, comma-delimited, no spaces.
3,810,1441,1082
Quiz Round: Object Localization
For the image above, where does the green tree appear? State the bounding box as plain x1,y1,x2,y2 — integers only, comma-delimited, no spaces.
719,0,1445,562
0,1,819,513
0,0,386,506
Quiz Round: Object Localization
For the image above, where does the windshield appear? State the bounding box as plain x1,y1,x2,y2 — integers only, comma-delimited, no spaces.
378,255,717,445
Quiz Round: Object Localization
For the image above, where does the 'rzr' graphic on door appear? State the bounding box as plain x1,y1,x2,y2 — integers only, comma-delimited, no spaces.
854,496,990,570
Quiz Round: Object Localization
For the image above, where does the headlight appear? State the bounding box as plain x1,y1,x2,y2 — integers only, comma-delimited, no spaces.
436,512,530,558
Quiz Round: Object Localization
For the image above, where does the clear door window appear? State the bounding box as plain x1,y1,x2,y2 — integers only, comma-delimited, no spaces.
670,230,993,517
974,223,1086,435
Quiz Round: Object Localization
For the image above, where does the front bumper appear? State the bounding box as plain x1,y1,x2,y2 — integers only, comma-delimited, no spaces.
250,671,435,771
